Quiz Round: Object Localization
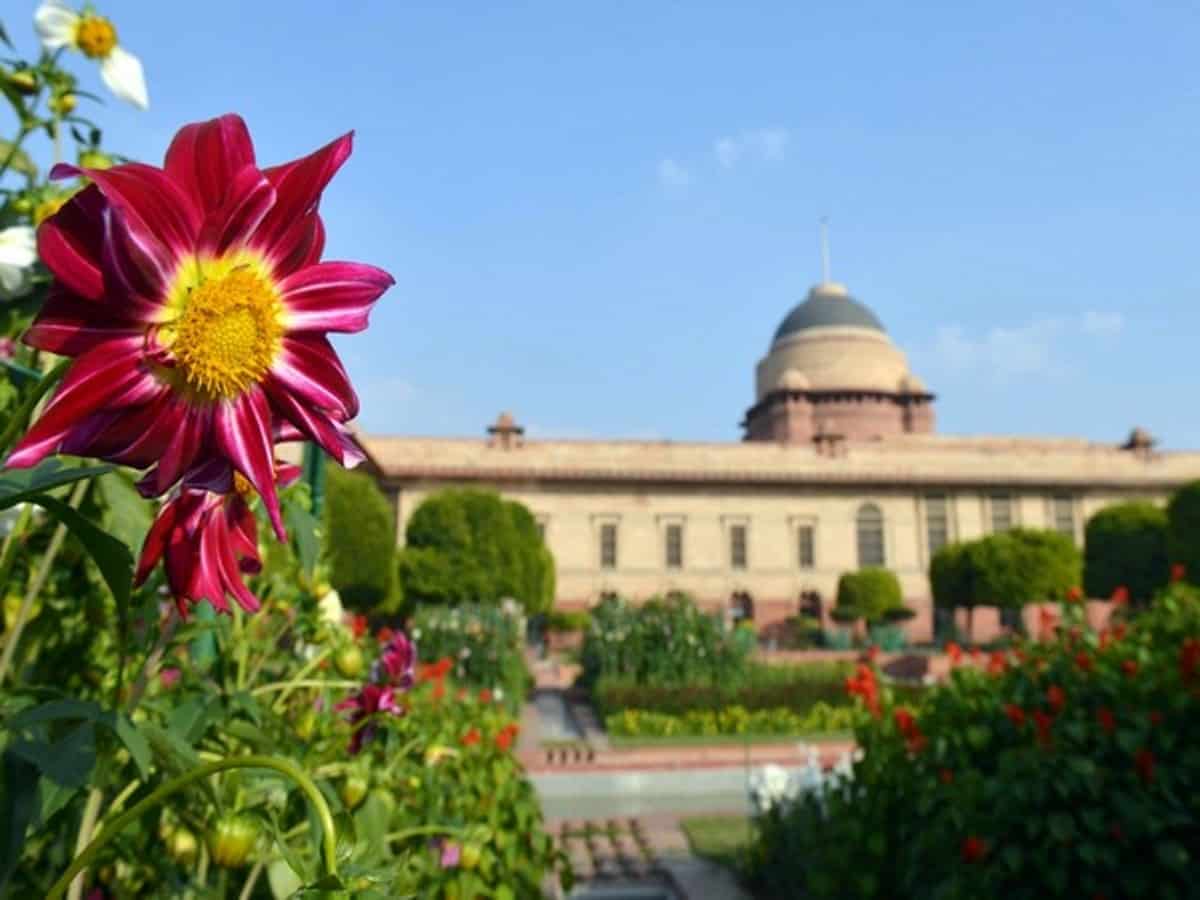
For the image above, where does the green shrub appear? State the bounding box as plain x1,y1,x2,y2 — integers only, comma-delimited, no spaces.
581,593,750,687
1084,502,1168,603
397,488,554,614
1167,480,1200,584
410,602,531,706
745,586,1200,899
545,609,591,633
606,702,858,739
323,465,398,611
834,567,904,625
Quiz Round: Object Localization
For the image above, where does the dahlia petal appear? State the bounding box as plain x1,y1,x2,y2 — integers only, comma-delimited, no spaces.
100,206,180,309
255,133,351,269
275,462,303,488
262,383,365,468
148,404,212,497
198,166,276,257
215,388,286,541
23,285,144,356
192,520,232,614
180,459,236,494
7,337,161,468
271,334,359,419
37,186,106,300
213,515,260,613
135,497,180,585
52,161,200,260
265,213,325,279
280,261,394,334
63,395,178,469
164,115,257,216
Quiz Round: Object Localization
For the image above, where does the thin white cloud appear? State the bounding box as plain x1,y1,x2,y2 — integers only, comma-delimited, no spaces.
931,311,1123,380
712,128,790,168
657,158,691,187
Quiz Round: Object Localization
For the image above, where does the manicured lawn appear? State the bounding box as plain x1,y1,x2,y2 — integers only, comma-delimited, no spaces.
680,815,754,870
608,730,852,749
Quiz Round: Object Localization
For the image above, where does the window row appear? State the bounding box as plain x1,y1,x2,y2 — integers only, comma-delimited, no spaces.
595,520,823,571
926,492,1078,555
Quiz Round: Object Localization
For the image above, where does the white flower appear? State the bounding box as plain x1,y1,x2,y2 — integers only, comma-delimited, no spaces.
34,1,148,109
0,226,36,300
317,589,343,626
493,687,504,701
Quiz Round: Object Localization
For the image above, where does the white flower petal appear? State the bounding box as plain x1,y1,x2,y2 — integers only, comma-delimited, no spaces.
99,45,149,110
0,227,37,269
34,0,79,50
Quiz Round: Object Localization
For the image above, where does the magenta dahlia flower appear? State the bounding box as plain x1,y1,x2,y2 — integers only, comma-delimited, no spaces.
7,114,393,539
134,460,300,616
371,630,416,688
336,683,404,754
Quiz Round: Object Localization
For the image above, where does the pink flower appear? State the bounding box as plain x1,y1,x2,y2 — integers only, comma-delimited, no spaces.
7,114,393,539
371,630,416,688
159,667,181,688
439,840,461,869
335,683,403,754
134,462,299,616
0,337,16,360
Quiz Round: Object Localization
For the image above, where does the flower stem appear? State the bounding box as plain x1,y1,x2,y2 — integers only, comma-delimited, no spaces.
253,677,360,696
65,788,104,900
237,860,265,900
385,824,464,844
0,477,89,686
44,755,340,900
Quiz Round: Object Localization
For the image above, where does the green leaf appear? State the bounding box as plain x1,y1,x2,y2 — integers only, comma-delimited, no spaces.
31,492,132,611
6,698,108,731
1001,844,1022,872
11,723,96,788
1048,813,1074,843
114,715,152,780
285,500,319,577
97,470,153,555
0,460,112,510
0,140,35,176
267,857,304,900
269,815,317,887
1157,841,1189,870
38,779,80,823
0,750,40,892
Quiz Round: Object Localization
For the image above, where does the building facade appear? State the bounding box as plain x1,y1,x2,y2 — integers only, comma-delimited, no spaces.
360,281,1200,641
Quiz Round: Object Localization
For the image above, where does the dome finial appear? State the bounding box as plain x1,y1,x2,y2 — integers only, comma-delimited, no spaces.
819,216,832,285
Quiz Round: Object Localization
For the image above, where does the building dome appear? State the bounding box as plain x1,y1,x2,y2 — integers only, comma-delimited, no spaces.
775,368,810,391
897,373,928,394
771,282,885,343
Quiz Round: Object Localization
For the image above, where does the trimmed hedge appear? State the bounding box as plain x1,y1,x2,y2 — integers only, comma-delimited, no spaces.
397,488,554,614
323,465,399,611
1167,480,1200,585
834,567,905,625
1084,502,1168,604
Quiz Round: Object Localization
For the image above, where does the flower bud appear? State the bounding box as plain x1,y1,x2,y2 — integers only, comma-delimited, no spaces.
207,814,259,868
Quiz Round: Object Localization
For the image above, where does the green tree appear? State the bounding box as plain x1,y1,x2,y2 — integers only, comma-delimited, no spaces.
1167,480,1200,585
323,465,399,611
397,488,554,613
1084,502,1168,604
834,567,904,626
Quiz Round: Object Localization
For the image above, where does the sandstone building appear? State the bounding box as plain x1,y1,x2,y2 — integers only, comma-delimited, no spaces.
359,280,1200,640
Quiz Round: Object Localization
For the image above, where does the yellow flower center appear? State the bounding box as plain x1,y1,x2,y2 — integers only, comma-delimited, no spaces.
75,16,118,59
169,266,283,402
33,194,70,226
232,472,253,498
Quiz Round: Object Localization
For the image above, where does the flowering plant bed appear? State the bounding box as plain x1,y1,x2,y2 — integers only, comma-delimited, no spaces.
745,578,1200,899
605,702,857,739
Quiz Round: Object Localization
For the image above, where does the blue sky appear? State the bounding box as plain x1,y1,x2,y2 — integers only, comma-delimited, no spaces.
9,1,1200,447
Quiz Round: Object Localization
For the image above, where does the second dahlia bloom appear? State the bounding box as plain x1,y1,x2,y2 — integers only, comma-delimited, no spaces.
9,114,393,539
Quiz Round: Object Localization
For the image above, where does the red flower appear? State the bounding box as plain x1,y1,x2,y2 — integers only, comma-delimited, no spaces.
1148,710,1163,727
1038,607,1058,640
1033,710,1054,748
1004,704,1027,728
346,613,367,639
961,836,987,863
461,728,481,747
1046,685,1066,713
479,688,493,704
1180,638,1200,683
945,641,963,664
969,647,983,662
1134,748,1155,784
845,663,881,717
1065,585,1083,603
987,651,1007,676
1075,651,1093,673
1171,563,1187,583
939,768,954,785
1112,623,1128,641
432,680,445,701
134,463,299,615
893,708,917,735
335,683,403,754
1096,707,1116,734
376,626,394,644
372,631,415,688
8,115,394,541
495,723,519,752
1110,585,1130,606
1121,659,1139,679
455,688,468,701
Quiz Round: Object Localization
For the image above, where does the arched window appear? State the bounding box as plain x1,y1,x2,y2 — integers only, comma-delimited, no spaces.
856,503,885,568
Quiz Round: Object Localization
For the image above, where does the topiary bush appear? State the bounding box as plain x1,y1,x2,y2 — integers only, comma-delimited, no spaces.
324,464,399,611
397,488,554,614
834,567,905,626
745,584,1200,899
1167,480,1200,585
1085,502,1169,604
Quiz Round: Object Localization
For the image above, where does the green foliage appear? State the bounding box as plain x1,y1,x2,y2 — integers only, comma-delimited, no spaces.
606,702,857,738
323,465,398,611
931,529,1081,612
580,593,752,688
745,588,1200,899
1084,502,1168,603
1166,480,1200,584
397,488,554,614
834,567,904,625
410,602,531,707
545,608,591,633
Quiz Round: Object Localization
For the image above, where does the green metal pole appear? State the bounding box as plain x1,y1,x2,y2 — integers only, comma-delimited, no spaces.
301,442,327,518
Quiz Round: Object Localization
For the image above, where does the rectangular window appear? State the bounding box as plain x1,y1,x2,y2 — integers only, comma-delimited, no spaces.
599,523,617,570
797,525,815,569
730,524,748,570
990,494,1013,533
1052,494,1075,541
665,523,683,569
1000,607,1023,630
926,494,950,556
